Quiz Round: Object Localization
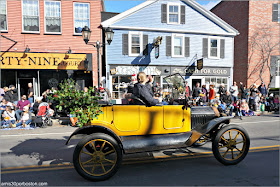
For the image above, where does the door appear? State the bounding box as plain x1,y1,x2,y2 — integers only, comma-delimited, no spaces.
189,76,205,89
17,78,39,99
113,105,140,132
163,105,184,129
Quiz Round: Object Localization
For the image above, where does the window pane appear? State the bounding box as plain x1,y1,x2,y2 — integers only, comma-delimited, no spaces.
74,3,89,34
210,48,217,57
169,5,173,12
23,0,39,31
0,0,6,14
132,47,140,54
45,1,61,33
132,35,140,44
211,39,217,47
169,14,178,23
169,5,179,23
0,14,7,30
173,37,182,56
174,37,182,46
174,46,182,55
174,6,178,12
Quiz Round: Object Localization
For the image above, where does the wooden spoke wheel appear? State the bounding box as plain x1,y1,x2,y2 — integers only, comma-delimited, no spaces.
192,135,209,147
212,125,250,165
73,133,122,181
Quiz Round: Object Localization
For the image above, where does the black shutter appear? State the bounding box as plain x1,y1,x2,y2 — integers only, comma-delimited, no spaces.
143,35,149,56
166,36,171,56
202,38,208,58
220,39,225,59
161,4,167,23
122,34,128,55
181,5,185,24
272,4,279,22
185,37,190,57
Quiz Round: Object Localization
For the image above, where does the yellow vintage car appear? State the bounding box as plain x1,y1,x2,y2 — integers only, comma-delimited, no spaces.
66,74,250,181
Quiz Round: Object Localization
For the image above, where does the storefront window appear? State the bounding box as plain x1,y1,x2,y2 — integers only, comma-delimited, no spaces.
45,0,61,33
22,0,40,32
205,77,228,93
0,0,7,31
112,75,131,99
1,70,16,89
73,2,89,34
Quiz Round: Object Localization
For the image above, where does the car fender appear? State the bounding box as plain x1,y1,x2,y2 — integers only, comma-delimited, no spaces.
65,124,123,148
186,116,233,146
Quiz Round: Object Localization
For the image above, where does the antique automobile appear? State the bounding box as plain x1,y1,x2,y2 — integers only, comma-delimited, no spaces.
66,74,250,181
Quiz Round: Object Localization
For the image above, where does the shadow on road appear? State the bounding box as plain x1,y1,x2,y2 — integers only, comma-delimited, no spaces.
8,138,74,165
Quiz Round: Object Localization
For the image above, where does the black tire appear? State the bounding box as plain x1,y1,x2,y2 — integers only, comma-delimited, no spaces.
212,125,250,165
73,133,123,181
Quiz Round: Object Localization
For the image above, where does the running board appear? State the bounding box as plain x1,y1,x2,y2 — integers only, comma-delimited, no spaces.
120,132,192,154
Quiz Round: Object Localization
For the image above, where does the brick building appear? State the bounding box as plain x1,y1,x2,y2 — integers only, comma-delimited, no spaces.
0,0,104,99
211,1,280,89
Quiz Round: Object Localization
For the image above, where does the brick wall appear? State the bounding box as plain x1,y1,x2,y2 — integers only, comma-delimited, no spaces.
212,1,280,89
247,1,280,87
211,1,250,87
0,0,104,86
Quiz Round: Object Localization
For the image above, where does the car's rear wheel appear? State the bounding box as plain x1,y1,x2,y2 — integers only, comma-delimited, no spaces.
212,125,250,165
73,133,122,181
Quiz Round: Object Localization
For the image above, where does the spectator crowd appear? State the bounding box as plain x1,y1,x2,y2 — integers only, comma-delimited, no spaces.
185,81,279,119
0,78,279,129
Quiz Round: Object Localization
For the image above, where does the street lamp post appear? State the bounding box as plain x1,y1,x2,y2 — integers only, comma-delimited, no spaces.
82,26,114,88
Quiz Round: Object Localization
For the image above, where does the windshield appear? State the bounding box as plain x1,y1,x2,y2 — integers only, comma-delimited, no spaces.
163,73,186,101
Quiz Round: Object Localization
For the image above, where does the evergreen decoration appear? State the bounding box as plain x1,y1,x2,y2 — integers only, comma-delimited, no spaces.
48,79,102,127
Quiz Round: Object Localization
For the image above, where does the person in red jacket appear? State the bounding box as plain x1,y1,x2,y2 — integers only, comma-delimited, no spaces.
209,84,215,104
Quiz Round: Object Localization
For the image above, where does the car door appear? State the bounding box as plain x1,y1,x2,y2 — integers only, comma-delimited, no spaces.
113,105,140,132
163,105,184,129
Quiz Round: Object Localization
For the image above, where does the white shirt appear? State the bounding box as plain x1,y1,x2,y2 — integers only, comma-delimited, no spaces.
230,85,239,97
3,110,16,121
21,113,30,121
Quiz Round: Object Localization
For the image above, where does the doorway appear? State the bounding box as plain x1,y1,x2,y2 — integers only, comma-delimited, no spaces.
17,78,38,99
191,79,201,89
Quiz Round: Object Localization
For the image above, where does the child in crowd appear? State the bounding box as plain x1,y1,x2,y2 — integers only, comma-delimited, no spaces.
240,99,254,116
233,100,242,119
1,105,16,128
14,106,32,128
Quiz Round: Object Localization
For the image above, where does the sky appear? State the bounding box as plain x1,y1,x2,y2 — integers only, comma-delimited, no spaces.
104,0,221,13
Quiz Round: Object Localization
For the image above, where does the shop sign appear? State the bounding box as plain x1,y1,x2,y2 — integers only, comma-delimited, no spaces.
0,52,87,70
115,66,161,75
171,66,230,76
197,58,203,70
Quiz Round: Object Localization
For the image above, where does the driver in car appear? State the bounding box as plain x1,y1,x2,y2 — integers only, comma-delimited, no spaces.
133,72,160,106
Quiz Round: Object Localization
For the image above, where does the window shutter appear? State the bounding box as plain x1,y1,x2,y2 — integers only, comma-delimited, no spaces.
220,39,225,59
161,4,167,23
272,4,278,22
122,34,128,55
185,37,190,57
166,36,171,56
202,38,208,58
143,35,149,56
181,5,185,24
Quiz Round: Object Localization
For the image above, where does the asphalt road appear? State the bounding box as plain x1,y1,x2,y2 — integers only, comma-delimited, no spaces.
0,114,279,186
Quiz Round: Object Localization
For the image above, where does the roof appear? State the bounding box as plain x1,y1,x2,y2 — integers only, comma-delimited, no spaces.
101,12,119,22
101,0,239,35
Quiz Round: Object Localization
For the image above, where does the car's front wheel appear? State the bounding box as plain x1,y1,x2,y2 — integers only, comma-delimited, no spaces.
73,133,122,181
212,125,250,165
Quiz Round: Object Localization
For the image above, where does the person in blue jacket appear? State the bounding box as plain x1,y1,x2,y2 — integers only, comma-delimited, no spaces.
258,82,267,97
